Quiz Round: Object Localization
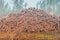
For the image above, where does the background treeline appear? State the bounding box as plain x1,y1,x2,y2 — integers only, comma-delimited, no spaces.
0,0,60,17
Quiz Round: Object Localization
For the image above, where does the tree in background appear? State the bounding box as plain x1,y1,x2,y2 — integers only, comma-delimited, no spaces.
14,0,28,10
0,0,7,17
0,0,3,9
3,0,28,11
36,0,52,12
24,2,28,8
0,0,28,18
13,0,24,11
36,0,60,16
36,1,41,9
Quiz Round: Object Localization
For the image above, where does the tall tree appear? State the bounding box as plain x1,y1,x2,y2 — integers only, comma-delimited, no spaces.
14,0,24,10
36,0,60,15
3,0,28,11
24,3,28,8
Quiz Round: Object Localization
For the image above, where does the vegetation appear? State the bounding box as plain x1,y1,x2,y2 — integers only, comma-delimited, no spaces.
0,0,60,18
36,0,60,15
0,0,28,18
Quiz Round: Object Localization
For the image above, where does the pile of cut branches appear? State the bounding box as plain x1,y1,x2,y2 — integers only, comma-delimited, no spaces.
0,8,60,33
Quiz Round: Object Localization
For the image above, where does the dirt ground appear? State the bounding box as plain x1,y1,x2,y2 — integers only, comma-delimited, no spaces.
0,32,60,40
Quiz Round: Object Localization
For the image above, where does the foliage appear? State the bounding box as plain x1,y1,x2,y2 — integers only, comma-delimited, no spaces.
36,0,60,16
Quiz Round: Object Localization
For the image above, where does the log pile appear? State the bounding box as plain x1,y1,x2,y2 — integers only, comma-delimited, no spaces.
0,8,60,33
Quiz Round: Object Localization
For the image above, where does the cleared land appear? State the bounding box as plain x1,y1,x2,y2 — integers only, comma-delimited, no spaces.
0,32,60,40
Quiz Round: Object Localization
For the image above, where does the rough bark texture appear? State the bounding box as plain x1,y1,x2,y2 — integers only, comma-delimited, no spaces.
0,8,60,33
